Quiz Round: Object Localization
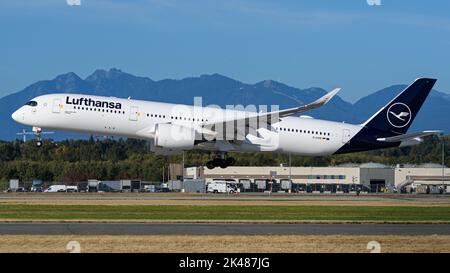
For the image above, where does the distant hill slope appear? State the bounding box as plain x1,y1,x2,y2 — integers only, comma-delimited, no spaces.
1,68,448,140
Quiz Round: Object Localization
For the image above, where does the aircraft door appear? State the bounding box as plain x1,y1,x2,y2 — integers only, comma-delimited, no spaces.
342,129,351,144
129,106,139,121
52,98,62,113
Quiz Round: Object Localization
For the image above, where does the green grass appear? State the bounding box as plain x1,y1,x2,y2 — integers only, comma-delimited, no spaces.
0,204,450,222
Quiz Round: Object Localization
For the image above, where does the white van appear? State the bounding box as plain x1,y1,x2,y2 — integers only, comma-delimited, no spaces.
66,185,78,193
44,185,67,193
207,181,237,194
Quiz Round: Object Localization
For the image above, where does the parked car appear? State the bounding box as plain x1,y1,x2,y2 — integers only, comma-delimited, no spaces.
44,185,67,193
66,186,79,193
207,181,237,194
3,187,26,193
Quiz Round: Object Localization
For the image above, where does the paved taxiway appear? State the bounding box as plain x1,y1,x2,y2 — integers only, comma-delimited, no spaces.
1,193,449,203
1,223,449,235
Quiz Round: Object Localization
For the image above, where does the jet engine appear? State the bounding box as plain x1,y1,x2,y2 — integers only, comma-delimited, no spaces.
154,123,197,149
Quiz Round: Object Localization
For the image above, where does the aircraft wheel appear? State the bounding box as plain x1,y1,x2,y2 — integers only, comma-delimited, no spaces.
226,157,235,166
219,160,228,169
206,161,215,169
212,158,222,166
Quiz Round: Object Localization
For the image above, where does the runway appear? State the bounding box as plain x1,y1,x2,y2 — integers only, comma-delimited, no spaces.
1,193,449,203
1,223,449,235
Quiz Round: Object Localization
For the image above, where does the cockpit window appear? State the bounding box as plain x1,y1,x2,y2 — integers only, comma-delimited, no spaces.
25,101,38,107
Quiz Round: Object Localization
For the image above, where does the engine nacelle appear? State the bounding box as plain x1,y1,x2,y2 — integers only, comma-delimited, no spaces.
154,123,196,149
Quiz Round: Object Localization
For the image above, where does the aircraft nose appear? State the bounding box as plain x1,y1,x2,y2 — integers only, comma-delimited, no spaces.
11,109,21,122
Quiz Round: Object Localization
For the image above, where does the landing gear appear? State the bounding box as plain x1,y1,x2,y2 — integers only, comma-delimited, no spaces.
206,154,235,169
32,126,53,148
34,127,43,147
19,127,53,148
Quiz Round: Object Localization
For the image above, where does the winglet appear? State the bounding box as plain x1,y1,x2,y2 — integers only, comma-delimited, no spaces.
310,88,341,106
275,87,341,118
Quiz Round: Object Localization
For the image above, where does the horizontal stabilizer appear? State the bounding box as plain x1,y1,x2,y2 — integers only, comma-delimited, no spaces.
376,130,441,143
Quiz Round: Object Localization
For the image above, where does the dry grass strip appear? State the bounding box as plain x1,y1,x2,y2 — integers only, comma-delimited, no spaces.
0,235,449,253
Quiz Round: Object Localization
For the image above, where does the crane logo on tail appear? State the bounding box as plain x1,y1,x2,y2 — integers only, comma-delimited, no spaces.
387,102,412,128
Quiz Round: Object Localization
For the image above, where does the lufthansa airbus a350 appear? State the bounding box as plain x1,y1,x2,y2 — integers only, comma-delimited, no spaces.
11,78,440,169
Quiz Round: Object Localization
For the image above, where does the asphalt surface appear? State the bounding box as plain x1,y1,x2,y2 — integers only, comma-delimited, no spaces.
1,223,449,235
1,193,450,203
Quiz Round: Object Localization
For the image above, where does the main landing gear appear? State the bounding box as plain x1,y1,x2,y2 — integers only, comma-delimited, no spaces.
206,153,235,169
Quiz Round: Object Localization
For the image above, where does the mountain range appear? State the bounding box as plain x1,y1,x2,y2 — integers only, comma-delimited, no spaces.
1,68,449,140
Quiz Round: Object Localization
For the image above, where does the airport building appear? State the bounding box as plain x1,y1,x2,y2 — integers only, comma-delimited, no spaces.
5,163,450,194
184,163,450,193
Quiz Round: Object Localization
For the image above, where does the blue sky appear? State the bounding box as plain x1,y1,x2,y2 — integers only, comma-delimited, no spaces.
1,0,450,102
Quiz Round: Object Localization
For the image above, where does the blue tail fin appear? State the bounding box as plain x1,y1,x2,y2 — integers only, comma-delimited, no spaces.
335,78,436,154
362,78,436,134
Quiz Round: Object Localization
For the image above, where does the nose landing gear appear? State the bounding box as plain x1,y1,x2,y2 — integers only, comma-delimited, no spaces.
206,153,235,169
33,127,43,147
16,128,50,147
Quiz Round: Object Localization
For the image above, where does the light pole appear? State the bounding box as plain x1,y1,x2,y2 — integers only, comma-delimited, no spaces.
442,136,445,193
182,151,185,182
162,164,165,183
289,154,292,182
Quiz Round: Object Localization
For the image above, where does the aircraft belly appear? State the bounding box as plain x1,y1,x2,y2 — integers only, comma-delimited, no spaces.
278,133,339,156
39,110,145,138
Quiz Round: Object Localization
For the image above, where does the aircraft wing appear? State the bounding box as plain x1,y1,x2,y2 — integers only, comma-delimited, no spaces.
201,87,341,134
376,130,442,142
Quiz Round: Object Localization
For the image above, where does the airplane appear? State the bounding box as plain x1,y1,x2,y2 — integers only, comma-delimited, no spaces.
11,77,440,169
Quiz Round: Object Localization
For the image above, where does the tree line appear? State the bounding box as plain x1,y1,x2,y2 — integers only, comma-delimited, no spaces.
0,135,448,183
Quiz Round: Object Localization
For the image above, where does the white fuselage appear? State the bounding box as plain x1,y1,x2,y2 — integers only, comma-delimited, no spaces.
11,93,363,155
